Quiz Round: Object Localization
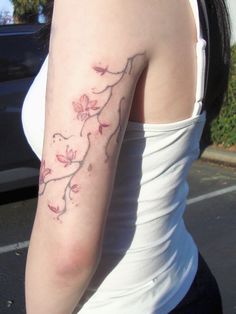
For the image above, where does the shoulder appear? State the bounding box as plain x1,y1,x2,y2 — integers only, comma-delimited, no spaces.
50,0,165,61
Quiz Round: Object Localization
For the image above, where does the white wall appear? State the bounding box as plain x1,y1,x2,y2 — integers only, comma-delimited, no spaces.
227,0,236,44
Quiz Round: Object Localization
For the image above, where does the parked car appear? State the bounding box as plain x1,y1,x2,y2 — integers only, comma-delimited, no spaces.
0,23,47,192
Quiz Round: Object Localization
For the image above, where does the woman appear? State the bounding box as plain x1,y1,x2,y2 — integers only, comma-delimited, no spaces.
22,0,231,313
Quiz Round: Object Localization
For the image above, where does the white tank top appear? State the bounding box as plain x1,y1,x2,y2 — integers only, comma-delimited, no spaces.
21,0,207,312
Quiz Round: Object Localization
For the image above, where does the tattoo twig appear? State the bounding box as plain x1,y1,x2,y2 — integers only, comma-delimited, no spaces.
79,52,145,136
104,97,126,162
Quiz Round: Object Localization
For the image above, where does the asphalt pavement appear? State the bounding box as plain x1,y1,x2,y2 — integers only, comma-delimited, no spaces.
0,160,235,314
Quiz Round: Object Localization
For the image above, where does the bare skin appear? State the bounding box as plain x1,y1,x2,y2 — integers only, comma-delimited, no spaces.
130,0,197,123
25,1,198,313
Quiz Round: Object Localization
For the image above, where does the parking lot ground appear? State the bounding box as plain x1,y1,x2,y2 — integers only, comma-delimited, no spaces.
185,160,236,314
0,160,235,314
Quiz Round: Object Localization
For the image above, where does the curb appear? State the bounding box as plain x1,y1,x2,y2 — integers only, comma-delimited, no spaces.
200,146,236,167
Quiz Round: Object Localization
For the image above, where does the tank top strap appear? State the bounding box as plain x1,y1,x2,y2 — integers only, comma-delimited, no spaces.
188,0,203,40
188,0,207,117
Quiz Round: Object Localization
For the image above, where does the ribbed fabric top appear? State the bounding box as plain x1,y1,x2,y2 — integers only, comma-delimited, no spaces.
21,0,207,312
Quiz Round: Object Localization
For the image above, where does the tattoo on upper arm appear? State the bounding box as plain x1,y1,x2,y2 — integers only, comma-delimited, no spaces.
38,52,145,222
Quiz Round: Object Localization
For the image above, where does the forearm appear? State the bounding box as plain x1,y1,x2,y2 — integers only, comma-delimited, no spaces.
25,224,96,314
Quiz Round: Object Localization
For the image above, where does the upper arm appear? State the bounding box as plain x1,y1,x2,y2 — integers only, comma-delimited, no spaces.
35,0,150,264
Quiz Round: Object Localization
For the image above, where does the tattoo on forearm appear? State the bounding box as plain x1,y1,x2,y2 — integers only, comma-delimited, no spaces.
39,52,145,222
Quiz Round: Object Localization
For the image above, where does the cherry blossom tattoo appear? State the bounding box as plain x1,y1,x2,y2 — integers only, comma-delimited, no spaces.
56,145,77,167
39,160,52,185
39,52,145,222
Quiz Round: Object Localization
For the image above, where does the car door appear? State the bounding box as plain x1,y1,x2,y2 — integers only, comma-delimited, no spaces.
0,6,47,191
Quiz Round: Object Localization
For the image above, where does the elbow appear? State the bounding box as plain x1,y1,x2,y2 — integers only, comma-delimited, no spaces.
53,243,101,279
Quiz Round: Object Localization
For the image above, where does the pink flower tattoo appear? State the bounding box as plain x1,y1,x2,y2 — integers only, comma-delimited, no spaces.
98,123,109,134
39,160,52,185
71,184,80,193
72,94,100,121
93,65,108,76
69,183,81,200
48,203,60,214
56,145,77,167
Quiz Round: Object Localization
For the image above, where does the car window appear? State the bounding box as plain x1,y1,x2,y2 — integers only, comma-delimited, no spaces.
0,1,47,81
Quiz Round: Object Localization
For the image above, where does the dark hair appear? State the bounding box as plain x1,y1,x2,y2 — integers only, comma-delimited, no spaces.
203,0,231,122
40,0,231,122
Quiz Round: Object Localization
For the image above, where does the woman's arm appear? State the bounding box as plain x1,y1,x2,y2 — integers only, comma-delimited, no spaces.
25,1,152,313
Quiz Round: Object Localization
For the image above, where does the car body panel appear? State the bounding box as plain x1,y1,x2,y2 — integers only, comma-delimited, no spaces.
0,24,47,191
